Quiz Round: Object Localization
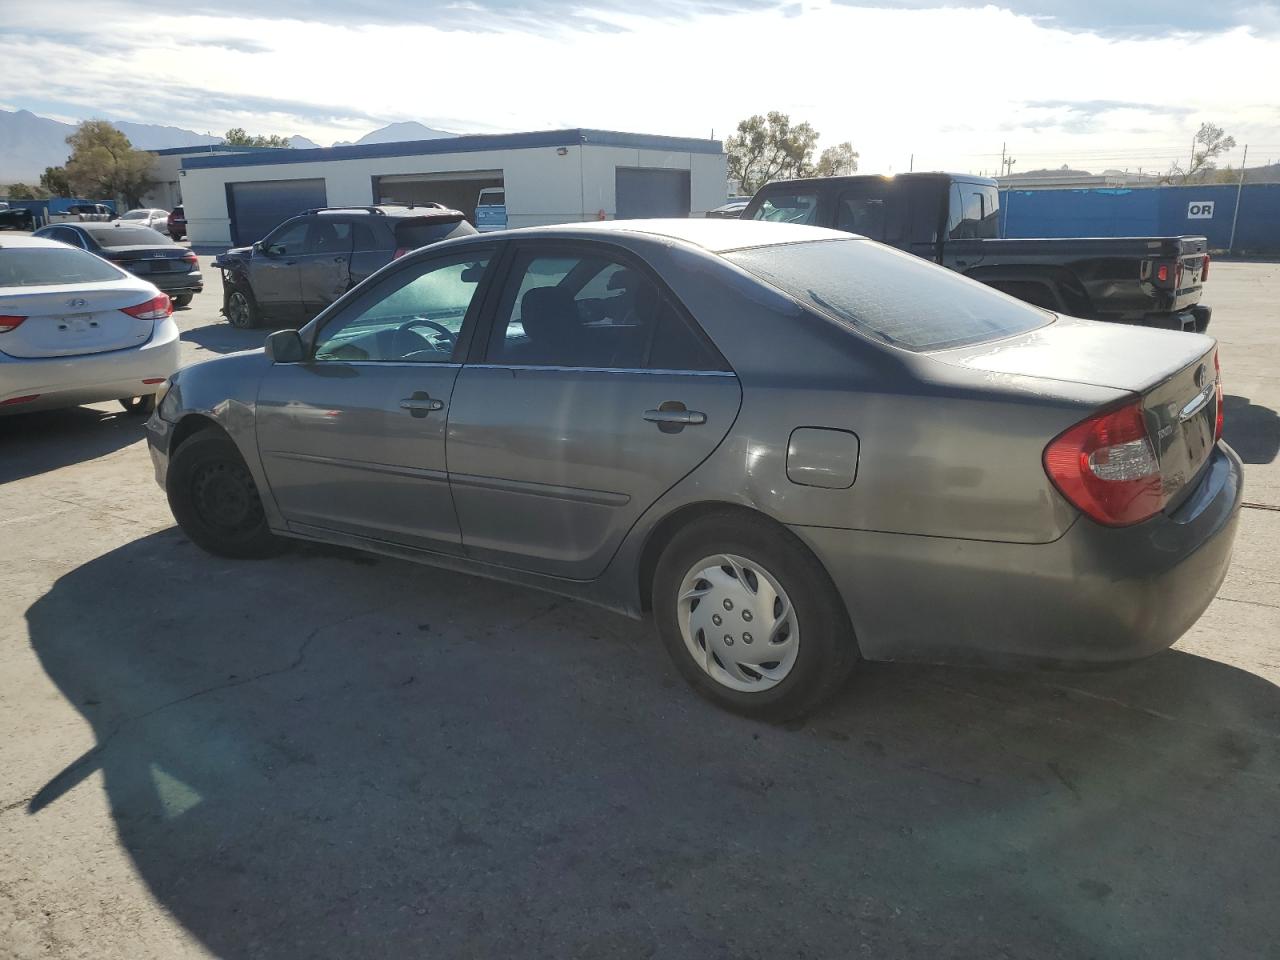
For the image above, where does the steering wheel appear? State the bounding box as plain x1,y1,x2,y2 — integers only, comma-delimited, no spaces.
396,317,456,351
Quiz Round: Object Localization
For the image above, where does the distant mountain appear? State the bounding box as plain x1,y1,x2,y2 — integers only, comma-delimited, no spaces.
333,121,456,147
287,134,321,149
0,108,220,182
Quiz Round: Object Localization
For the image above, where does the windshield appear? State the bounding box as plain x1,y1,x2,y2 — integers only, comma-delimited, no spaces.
749,192,820,225
92,226,171,247
121,210,147,220
0,247,123,286
727,238,1051,352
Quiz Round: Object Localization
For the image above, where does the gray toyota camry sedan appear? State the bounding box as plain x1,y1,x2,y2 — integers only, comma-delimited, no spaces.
147,219,1242,720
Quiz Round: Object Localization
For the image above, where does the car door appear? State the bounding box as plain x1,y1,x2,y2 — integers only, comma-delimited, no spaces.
298,218,355,316
254,247,497,552
249,218,310,319
446,242,742,579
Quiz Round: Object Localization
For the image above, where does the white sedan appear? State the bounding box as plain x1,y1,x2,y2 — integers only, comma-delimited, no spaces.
119,208,170,231
0,235,181,415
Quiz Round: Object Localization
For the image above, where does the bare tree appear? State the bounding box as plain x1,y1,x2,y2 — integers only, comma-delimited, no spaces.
1164,122,1237,184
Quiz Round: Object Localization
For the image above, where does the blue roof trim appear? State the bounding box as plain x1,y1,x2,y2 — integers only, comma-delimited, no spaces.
181,128,723,170
151,143,285,157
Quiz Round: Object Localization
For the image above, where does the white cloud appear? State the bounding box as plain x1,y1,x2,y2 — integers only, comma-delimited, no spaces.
3,0,1279,174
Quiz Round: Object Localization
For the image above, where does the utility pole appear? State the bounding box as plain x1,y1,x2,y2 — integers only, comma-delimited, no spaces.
909,153,914,172
1228,144,1249,254
1000,142,1006,177
1187,134,1196,180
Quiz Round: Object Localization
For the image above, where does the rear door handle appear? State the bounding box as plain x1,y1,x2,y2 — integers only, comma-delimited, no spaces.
644,408,706,425
399,392,444,418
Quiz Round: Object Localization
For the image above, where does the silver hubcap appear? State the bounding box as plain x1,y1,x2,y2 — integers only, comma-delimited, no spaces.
228,292,249,325
677,553,799,693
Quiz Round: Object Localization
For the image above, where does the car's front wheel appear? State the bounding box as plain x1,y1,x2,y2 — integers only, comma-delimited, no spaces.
225,284,260,329
167,429,284,559
652,512,858,722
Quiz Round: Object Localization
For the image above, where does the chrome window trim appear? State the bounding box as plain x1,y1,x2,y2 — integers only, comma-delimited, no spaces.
465,364,736,377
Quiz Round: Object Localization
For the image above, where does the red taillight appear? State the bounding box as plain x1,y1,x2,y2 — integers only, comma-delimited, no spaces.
1214,350,1223,442
0,315,26,334
392,247,409,260
1044,400,1164,527
1202,253,1210,282
1,394,40,406
182,251,198,265
121,294,173,321
1156,264,1169,282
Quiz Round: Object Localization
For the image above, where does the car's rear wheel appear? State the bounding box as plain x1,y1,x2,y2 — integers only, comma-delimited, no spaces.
119,395,156,415
167,430,284,559
652,512,857,721
225,284,260,329
173,293,194,308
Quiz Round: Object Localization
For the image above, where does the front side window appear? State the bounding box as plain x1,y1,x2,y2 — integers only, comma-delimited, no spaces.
485,249,725,371
306,220,353,256
750,193,820,225
264,220,309,256
312,254,491,363
728,238,1050,352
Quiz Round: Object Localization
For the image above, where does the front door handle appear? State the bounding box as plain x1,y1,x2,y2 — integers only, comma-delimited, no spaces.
399,391,444,418
644,408,706,425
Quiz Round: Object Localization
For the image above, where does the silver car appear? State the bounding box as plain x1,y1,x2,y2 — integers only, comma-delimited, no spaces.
147,219,1242,719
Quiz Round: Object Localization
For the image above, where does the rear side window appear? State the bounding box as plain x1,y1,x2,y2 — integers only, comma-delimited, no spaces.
727,239,1050,352
93,226,170,247
352,222,379,251
395,218,477,251
0,247,122,286
750,193,820,225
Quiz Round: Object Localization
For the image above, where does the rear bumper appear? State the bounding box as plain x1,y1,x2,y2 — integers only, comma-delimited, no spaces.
791,442,1243,666
0,318,181,415
147,270,203,295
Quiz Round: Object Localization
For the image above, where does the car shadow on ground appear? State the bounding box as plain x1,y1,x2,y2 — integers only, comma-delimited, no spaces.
0,407,146,484
181,320,274,357
20,530,1280,959
1222,394,1280,465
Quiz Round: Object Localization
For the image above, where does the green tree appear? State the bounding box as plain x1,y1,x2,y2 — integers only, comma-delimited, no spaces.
1164,122,1237,184
4,182,48,200
726,112,820,194
64,120,156,206
815,141,859,178
40,165,72,197
224,127,292,148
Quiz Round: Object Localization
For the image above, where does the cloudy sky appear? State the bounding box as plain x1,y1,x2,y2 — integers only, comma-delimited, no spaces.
3,0,1280,174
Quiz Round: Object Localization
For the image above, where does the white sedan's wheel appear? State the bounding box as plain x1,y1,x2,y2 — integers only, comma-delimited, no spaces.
677,553,800,692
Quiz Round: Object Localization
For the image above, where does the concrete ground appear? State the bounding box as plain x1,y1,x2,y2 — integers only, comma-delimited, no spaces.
1,257,1277,959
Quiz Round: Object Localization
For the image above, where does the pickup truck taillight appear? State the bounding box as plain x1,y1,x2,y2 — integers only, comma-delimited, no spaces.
1202,253,1210,282
1043,400,1164,527
1214,350,1224,442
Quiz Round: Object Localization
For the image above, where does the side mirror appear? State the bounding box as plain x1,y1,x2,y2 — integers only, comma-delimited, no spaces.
264,329,304,363
253,240,267,255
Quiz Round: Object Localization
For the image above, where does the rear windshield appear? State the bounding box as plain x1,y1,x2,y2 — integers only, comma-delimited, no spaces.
727,239,1051,352
394,218,477,251
91,226,171,248
120,210,147,219
749,192,820,225
0,247,122,287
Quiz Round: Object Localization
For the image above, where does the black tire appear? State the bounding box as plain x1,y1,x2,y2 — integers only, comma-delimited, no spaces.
652,511,858,722
173,293,194,308
119,394,157,415
225,283,260,329
167,430,285,559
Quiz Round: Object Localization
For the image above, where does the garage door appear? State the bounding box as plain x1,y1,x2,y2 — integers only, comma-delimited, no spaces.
373,171,503,225
615,168,691,220
227,178,327,246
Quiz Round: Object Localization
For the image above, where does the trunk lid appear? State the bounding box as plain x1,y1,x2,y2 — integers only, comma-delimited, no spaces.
935,316,1220,503
106,245,192,277
0,284,156,358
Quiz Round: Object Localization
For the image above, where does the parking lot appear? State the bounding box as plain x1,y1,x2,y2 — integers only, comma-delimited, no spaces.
1,255,1278,958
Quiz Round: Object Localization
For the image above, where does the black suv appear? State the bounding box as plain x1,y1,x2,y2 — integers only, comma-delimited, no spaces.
213,204,477,328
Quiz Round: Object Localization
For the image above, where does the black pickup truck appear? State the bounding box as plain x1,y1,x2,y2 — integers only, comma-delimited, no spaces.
743,173,1211,332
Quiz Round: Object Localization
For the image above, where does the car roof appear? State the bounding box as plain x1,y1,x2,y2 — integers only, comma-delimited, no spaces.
469,218,855,253
306,204,465,221
0,235,75,249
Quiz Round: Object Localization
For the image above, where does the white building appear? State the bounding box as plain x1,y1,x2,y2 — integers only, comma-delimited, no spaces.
142,144,284,211
179,129,728,247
